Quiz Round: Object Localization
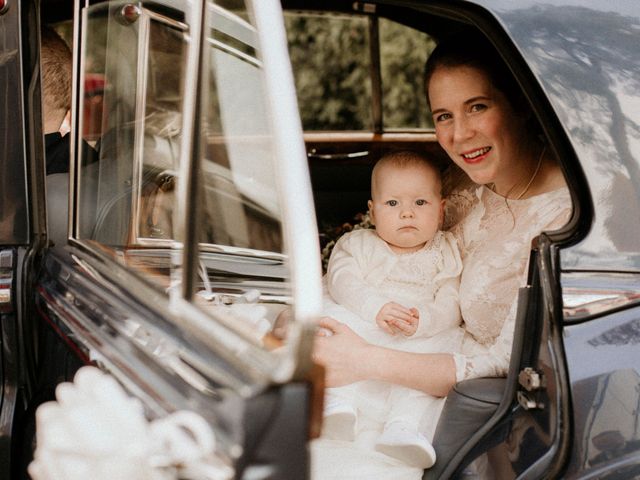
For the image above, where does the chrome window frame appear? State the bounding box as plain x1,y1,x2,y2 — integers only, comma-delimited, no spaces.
130,8,188,246
67,0,322,386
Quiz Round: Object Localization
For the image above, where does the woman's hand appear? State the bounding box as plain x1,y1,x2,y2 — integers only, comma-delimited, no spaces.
313,317,371,387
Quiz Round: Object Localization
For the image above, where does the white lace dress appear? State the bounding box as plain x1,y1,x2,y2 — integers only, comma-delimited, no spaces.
446,185,572,382
311,184,572,480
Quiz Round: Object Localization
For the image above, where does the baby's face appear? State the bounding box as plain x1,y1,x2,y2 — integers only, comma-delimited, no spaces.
368,163,444,254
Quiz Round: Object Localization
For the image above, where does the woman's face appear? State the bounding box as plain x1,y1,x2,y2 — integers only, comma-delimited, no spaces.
428,65,531,191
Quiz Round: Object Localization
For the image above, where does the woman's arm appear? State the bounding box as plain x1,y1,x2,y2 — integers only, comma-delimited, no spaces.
314,317,457,397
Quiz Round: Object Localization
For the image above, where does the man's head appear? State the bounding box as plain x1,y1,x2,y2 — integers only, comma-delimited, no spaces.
41,25,72,134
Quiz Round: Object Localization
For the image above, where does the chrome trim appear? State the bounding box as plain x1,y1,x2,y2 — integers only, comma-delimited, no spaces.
131,9,152,245
562,271,640,322
303,131,437,142
132,238,286,261
307,149,369,160
70,0,83,240
53,243,279,393
207,37,261,68
198,243,286,260
175,0,208,301
145,7,189,31
251,0,323,380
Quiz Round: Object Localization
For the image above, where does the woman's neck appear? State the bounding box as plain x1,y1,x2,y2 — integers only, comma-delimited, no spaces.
491,146,563,199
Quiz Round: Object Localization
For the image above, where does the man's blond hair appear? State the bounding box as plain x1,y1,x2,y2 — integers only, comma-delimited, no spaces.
41,26,72,116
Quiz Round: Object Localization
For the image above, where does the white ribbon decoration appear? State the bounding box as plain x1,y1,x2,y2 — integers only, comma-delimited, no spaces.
28,366,233,480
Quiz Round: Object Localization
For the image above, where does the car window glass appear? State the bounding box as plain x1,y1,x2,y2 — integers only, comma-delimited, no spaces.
76,1,293,352
191,0,291,349
379,18,434,130
199,7,282,253
284,12,372,131
284,12,435,132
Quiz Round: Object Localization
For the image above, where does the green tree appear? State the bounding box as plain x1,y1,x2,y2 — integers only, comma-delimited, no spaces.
285,13,371,130
284,13,435,131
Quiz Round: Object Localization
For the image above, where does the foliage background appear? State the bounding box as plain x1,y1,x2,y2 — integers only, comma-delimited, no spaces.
284,13,436,131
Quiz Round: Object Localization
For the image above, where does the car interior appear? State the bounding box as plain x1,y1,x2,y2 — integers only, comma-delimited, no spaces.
37,0,574,477
279,4,517,477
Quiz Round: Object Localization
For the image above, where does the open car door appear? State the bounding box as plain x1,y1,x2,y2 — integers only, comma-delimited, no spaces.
0,0,50,475
27,0,323,478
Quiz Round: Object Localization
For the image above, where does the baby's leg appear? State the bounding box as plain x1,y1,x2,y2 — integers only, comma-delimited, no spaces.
375,385,445,468
386,385,446,442
322,384,358,441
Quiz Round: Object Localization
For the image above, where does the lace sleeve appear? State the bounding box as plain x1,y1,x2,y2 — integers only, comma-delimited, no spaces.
452,192,572,382
443,185,480,259
452,297,518,382
415,232,463,337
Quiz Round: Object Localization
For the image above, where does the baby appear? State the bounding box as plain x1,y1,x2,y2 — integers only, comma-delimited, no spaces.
322,150,463,468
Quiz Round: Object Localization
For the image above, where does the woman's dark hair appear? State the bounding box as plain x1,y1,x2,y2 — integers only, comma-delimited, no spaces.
424,32,528,115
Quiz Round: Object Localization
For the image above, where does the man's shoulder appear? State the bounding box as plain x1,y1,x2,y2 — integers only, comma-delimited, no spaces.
45,132,70,175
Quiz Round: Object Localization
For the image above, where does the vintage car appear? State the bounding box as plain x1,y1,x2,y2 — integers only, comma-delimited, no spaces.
0,0,638,478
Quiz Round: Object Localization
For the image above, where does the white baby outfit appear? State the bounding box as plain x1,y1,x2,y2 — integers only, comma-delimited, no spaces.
322,228,463,468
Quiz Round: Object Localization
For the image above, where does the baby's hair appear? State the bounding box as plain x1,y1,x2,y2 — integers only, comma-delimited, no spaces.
371,150,443,198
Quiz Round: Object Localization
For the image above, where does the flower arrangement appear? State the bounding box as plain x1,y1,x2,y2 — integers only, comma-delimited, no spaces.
29,366,233,480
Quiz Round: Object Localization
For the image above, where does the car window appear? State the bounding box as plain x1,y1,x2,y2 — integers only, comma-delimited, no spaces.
284,12,372,131
379,17,433,130
284,11,434,131
200,12,282,253
75,1,295,354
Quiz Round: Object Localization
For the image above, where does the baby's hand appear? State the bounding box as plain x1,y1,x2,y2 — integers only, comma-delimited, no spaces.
376,303,419,336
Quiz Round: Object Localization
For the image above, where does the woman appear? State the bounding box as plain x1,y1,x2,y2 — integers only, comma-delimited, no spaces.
311,32,572,478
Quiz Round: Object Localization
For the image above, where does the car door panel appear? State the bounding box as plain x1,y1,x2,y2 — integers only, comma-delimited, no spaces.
34,243,313,477
0,0,51,475
23,0,321,477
